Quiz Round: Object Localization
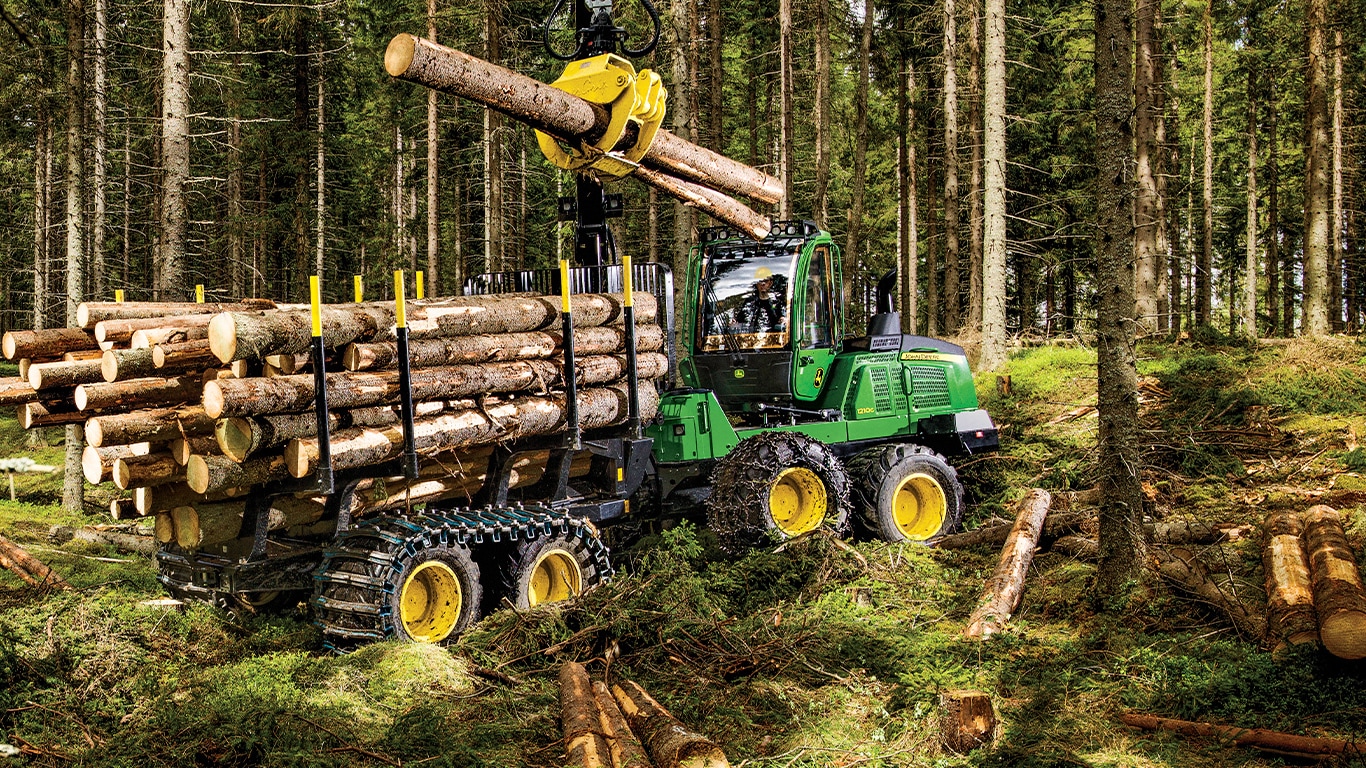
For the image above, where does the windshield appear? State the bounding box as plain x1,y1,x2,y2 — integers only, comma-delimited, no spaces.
696,241,802,352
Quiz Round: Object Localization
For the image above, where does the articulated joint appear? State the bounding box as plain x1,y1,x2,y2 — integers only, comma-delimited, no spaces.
535,54,667,180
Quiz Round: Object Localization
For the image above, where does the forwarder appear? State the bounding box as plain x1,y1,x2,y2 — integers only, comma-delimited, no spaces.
157,0,998,647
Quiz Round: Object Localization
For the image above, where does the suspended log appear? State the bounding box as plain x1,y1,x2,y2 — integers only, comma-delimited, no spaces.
172,496,325,550
611,679,731,768
28,359,104,390
559,662,612,768
593,681,653,768
384,33,783,206
940,690,997,753
0,534,71,590
86,406,213,447
153,340,217,370
1263,510,1319,650
2,328,97,360
186,453,290,494
101,348,157,382
94,313,216,345
82,443,152,485
1120,713,1366,760
342,324,666,371
936,511,1092,550
1302,505,1366,659
75,376,200,412
965,489,1053,639
170,436,218,465
76,299,279,329
634,165,771,240
19,400,84,429
207,293,653,363
0,377,41,406
112,453,183,490
204,352,666,418
1154,547,1268,641
286,385,658,478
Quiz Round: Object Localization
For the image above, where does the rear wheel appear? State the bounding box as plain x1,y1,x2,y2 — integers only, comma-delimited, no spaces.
707,431,850,552
501,531,605,611
850,444,963,543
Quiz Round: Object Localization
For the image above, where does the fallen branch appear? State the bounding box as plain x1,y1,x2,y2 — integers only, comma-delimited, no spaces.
1153,547,1266,641
935,511,1090,550
1121,713,1365,759
964,489,1052,639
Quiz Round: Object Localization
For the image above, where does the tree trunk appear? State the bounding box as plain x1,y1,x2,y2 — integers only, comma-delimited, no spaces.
286,384,657,477
898,55,918,333
1263,510,1318,650
228,4,244,299
1267,74,1282,335
1302,505,1366,659
1330,29,1344,331
160,0,189,300
559,662,612,768
611,680,730,768
845,0,873,286
482,5,503,273
942,0,961,333
1196,0,1213,327
1244,69,1259,337
978,0,1007,370
316,71,326,281
85,405,213,447
939,690,996,753
1302,0,1330,335
92,0,107,298
1134,0,1160,333
965,489,1050,638
75,375,199,412
670,0,694,279
343,324,663,371
1153,0,1169,333
64,0,87,515
426,0,440,294
813,0,831,228
34,79,49,332
1095,0,1145,594
706,0,722,152
966,0,983,332
777,0,793,219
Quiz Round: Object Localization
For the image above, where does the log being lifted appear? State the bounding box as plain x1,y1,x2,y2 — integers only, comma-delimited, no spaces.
204,352,668,418
76,299,279,328
1121,713,1365,760
964,489,1052,639
343,324,666,371
611,679,731,768
286,384,659,478
2,328,97,360
384,34,783,208
86,405,214,447
559,662,612,768
1263,510,1319,650
1302,505,1366,660
208,292,655,364
632,165,772,241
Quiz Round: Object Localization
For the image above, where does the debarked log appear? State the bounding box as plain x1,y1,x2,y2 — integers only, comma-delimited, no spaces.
285,385,660,478
964,488,1052,640
559,662,612,768
1263,510,1319,649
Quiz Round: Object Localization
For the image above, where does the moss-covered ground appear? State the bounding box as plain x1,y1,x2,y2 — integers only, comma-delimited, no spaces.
5,337,1366,766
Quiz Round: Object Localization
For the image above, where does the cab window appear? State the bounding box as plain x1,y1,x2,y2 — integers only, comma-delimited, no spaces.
801,246,833,349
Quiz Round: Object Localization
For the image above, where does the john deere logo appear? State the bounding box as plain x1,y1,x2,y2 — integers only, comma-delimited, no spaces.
813,368,825,386
734,369,745,379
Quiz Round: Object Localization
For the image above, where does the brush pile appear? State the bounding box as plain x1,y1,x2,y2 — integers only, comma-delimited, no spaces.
2,293,664,554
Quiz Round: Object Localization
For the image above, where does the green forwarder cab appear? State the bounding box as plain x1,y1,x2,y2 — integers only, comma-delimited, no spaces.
647,221,998,550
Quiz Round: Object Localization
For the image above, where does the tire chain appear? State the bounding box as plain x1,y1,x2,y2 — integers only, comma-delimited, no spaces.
311,504,612,650
849,443,962,538
707,431,850,553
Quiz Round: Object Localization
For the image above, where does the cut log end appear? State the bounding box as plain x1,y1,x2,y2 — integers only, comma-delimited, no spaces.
385,34,417,77
217,417,256,463
1320,613,1366,660
203,380,226,419
1,333,14,360
207,314,238,364
186,455,211,494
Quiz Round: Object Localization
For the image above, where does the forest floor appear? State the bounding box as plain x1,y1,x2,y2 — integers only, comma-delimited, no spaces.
5,333,1366,767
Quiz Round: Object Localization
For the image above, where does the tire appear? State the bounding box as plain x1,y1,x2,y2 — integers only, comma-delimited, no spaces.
849,444,964,543
500,531,605,611
312,517,483,647
707,431,850,553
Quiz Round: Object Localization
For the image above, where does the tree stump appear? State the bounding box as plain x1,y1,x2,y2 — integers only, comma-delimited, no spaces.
940,689,996,753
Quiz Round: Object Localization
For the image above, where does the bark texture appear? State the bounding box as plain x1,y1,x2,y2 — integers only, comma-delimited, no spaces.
1262,510,1318,649
1303,505,1366,659
965,489,1051,638
611,680,731,768
559,662,612,768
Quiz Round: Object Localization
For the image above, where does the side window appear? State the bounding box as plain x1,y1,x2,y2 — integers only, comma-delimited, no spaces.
802,247,833,349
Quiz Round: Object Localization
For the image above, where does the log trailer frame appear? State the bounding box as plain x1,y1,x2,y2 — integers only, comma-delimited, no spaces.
156,0,999,648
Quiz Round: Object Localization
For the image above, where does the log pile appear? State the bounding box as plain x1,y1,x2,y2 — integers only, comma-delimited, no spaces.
4,293,665,552
558,662,731,768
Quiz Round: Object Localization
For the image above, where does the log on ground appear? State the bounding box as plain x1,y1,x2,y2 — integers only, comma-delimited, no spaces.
1120,713,1364,760
1154,547,1267,641
611,679,730,768
936,511,1091,550
1263,510,1319,650
85,405,213,447
3,328,97,360
0,534,71,589
559,662,612,768
592,680,652,768
1302,505,1366,659
964,488,1052,639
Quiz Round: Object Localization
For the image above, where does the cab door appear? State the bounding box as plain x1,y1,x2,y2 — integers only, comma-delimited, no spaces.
792,244,838,402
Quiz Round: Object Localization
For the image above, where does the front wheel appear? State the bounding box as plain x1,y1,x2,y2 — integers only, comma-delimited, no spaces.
850,444,964,543
707,431,850,553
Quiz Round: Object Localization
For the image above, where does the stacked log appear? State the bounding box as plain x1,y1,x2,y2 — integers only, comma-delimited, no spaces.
4,292,664,552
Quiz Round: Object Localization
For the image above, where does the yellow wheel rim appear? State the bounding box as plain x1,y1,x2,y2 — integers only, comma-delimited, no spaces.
399,560,462,643
768,467,828,536
527,549,583,607
892,473,947,540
